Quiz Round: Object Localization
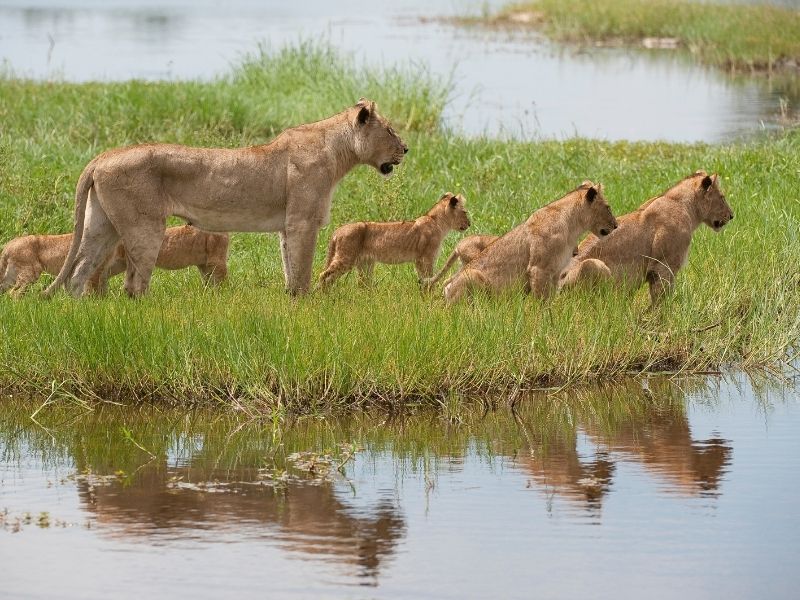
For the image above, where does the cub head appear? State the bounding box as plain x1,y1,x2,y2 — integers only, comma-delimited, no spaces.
580,181,617,237
351,98,408,176
692,171,733,232
439,192,471,231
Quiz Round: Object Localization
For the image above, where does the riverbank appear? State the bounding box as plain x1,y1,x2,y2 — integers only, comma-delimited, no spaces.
1,44,798,411
459,0,800,74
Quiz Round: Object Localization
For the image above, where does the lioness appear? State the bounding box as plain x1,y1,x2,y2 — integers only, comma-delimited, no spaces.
421,234,498,290
1,225,229,297
44,98,407,298
559,171,733,302
318,192,470,288
443,182,617,304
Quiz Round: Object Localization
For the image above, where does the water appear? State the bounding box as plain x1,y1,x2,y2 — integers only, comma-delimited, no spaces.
2,375,799,599
0,0,797,142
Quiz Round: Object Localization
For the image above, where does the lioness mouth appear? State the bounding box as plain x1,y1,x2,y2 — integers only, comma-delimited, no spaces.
380,163,394,175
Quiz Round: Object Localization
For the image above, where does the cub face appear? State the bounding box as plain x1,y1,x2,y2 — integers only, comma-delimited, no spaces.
694,172,733,232
581,182,618,238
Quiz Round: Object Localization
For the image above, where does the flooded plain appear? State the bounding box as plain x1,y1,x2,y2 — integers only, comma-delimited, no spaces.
1,0,797,141
2,375,799,599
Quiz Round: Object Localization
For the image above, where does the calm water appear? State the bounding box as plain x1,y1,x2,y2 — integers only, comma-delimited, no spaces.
0,0,797,141
2,375,799,599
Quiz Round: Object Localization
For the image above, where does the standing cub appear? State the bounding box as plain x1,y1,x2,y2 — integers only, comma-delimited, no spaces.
444,182,617,304
0,225,229,297
559,171,733,302
318,192,470,288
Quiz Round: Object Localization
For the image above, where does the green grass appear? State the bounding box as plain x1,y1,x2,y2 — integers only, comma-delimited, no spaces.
1,43,799,411
478,0,800,73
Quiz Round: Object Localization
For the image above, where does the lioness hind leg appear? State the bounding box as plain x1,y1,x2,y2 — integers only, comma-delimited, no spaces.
68,197,121,297
120,223,166,298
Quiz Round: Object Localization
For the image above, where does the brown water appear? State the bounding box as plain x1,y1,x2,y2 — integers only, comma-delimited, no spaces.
1,375,799,599
0,0,797,141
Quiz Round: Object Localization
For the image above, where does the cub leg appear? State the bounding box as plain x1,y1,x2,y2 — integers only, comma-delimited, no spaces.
198,262,228,286
356,260,375,286
9,266,42,298
0,262,18,294
527,266,556,300
415,255,435,280
559,258,612,290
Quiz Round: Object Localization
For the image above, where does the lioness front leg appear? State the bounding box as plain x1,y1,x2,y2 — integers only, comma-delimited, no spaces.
284,221,320,296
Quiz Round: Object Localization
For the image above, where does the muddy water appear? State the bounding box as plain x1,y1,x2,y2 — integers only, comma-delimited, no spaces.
1,375,799,599
0,0,797,141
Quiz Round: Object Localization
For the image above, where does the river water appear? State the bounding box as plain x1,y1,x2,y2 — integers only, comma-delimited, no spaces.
0,0,797,141
2,375,799,599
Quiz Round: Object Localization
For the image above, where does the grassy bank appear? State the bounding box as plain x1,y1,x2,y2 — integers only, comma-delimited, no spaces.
468,0,800,73
1,44,799,410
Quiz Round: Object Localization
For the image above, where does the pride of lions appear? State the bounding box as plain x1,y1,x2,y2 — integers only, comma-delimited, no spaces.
0,98,733,303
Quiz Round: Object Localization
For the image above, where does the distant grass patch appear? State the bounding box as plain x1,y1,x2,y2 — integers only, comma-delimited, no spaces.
466,0,800,73
1,42,799,410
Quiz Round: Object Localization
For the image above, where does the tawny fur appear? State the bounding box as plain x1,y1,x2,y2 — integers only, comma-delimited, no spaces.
319,192,471,288
421,234,498,291
44,98,407,299
1,225,228,297
443,181,618,304
559,171,733,303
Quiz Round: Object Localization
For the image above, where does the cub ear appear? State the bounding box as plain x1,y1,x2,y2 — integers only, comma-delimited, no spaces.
357,105,371,125
586,186,597,203
701,175,713,190
449,194,459,208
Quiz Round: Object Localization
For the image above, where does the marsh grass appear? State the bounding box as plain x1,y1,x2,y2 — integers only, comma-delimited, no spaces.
476,0,800,73
1,43,799,410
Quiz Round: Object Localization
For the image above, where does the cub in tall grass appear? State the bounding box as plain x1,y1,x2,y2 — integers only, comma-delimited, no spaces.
559,171,733,303
0,225,228,297
318,192,470,288
443,181,617,304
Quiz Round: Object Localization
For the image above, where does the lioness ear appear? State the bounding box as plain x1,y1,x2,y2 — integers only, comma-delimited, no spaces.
701,175,713,190
449,195,459,208
586,186,597,203
357,106,370,125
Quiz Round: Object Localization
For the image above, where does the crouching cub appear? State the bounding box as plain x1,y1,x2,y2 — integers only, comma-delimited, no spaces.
559,171,733,303
0,225,228,296
318,192,470,288
444,182,617,304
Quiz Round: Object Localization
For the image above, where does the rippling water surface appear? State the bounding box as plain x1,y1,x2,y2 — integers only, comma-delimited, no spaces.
1,0,797,141
1,375,799,599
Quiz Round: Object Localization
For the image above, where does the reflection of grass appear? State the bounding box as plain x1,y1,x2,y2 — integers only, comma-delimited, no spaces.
0,378,696,476
1,42,799,407
471,0,800,73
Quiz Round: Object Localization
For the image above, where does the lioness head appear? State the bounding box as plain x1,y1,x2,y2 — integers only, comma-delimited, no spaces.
439,192,471,231
351,98,408,176
692,171,733,232
580,181,617,237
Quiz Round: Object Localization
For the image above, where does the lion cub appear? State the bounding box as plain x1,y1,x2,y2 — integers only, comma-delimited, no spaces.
318,192,470,288
444,181,617,304
0,225,229,296
421,234,498,291
559,171,733,303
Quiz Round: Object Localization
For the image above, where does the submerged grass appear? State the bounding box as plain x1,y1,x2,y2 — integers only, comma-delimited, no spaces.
1,42,799,410
471,0,800,73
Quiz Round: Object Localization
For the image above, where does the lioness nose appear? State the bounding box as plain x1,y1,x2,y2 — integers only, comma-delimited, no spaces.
403,145,409,154
729,212,734,220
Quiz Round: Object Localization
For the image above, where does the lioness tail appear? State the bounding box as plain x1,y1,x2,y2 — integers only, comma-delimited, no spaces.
42,160,96,297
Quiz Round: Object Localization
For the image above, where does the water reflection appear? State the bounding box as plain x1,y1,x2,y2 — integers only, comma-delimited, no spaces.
2,377,798,598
